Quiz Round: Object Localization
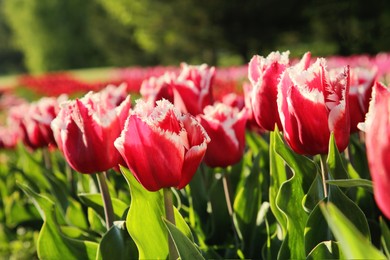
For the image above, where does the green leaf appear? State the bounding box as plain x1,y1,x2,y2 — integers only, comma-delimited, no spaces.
88,208,106,234
302,173,325,212
121,166,193,259
305,182,371,255
326,179,373,193
272,130,317,259
65,197,88,230
320,202,386,259
4,191,41,227
163,218,204,260
327,133,349,179
78,193,128,220
60,226,98,241
97,221,138,260
380,217,390,257
18,183,98,260
269,130,288,236
306,241,342,259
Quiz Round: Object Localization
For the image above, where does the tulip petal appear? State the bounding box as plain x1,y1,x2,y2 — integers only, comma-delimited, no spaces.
177,115,209,188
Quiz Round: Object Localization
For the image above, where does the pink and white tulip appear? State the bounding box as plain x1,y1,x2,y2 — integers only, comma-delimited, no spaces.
51,89,131,174
114,99,210,191
277,58,350,155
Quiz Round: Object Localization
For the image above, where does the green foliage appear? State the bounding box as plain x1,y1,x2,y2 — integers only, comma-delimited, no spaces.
2,0,104,72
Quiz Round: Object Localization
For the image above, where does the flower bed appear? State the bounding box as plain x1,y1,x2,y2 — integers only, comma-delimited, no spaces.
0,52,390,259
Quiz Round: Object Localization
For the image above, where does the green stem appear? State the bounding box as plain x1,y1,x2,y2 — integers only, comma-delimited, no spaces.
222,173,233,217
42,148,52,170
163,188,178,260
222,171,240,249
97,171,114,230
320,154,329,198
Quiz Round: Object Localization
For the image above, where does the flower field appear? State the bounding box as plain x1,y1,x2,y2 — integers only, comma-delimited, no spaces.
0,51,390,259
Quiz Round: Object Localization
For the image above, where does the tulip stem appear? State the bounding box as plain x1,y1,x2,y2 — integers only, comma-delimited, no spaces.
222,171,241,249
320,154,328,198
42,148,52,170
97,171,114,230
222,173,234,217
163,188,178,260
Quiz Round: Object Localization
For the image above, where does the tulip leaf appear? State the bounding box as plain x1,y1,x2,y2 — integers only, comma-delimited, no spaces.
4,190,41,227
302,173,325,212
327,133,349,179
78,193,128,220
121,166,194,260
320,202,386,259
326,179,373,193
97,221,138,260
65,197,88,230
380,217,390,257
87,208,106,234
306,240,342,259
163,218,204,260
269,130,288,236
60,226,98,241
271,130,317,259
18,183,98,260
305,180,371,255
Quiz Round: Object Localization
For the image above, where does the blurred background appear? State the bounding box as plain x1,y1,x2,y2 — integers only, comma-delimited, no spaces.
0,0,389,75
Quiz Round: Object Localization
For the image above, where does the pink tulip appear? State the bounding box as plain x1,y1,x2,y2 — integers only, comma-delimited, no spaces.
51,89,131,174
248,51,290,131
8,96,65,149
345,67,377,132
363,82,390,218
0,126,20,149
199,103,247,168
172,63,215,115
277,58,350,155
114,99,210,191
139,72,175,105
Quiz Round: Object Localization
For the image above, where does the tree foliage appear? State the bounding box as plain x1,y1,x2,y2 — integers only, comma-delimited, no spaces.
1,0,390,73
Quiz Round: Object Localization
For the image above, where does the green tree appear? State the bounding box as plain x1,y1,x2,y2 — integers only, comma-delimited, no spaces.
2,0,104,73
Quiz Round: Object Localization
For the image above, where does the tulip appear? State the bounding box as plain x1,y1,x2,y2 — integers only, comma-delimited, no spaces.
198,103,247,168
248,51,290,131
277,58,350,155
114,99,210,192
140,72,175,105
364,83,390,218
8,96,65,150
172,63,215,115
51,90,131,174
340,67,376,132
0,126,19,149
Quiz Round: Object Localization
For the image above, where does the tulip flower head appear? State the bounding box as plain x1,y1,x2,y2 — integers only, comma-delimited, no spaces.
140,72,176,105
248,51,291,131
114,99,210,192
172,63,215,115
51,89,131,174
277,58,350,155
362,82,390,218
340,66,377,132
8,96,66,150
199,102,247,168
